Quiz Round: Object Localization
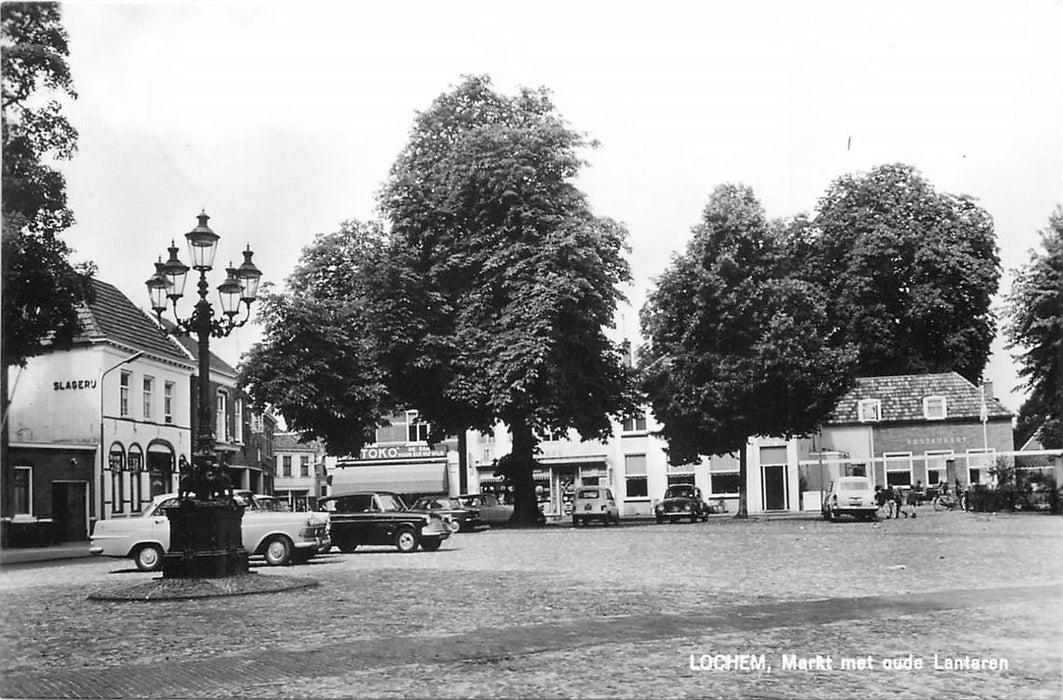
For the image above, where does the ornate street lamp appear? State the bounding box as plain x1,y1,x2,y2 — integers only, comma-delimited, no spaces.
146,210,262,578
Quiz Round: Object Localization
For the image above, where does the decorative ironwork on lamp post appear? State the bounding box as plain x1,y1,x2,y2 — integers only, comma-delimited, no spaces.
146,211,262,578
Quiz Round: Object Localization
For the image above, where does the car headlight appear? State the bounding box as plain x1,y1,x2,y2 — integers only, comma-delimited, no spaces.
654,504,663,512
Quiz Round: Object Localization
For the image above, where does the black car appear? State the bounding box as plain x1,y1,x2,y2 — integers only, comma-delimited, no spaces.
317,492,451,553
654,484,710,523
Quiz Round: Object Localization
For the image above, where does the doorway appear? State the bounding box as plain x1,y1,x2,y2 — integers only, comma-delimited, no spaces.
762,465,787,511
52,481,88,541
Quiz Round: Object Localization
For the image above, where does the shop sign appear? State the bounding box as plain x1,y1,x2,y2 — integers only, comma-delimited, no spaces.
358,444,446,460
53,379,98,391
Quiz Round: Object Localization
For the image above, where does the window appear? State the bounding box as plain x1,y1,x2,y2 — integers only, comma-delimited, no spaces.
250,412,263,433
234,398,243,443
163,382,174,424
13,465,32,515
667,473,696,486
923,396,947,420
216,390,228,441
300,455,310,477
142,376,154,420
857,398,881,422
109,443,125,513
925,450,952,485
282,455,292,477
119,371,131,417
710,472,741,494
406,410,430,442
624,454,648,498
966,448,995,485
128,444,144,511
884,452,913,486
621,413,647,433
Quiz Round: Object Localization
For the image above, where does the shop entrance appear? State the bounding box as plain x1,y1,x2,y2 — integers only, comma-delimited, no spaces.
52,481,88,541
146,448,174,498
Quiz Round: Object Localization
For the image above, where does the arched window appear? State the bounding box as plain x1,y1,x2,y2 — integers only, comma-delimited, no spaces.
108,442,125,514
128,444,144,511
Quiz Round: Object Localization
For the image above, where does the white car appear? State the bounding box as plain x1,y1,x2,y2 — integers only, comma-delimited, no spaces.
89,491,331,571
821,477,879,522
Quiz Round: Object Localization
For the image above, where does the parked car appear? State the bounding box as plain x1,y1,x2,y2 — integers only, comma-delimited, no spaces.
456,493,513,525
455,493,547,526
317,491,450,553
654,484,710,523
89,491,331,571
821,477,878,521
572,487,620,526
408,496,484,532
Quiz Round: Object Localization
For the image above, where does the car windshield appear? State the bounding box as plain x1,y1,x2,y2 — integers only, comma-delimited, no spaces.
839,481,872,492
665,485,695,499
256,497,290,512
577,489,600,499
412,498,458,510
377,493,407,512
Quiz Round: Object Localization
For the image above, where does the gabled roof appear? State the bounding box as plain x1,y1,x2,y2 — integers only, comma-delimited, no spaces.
160,318,237,377
826,372,1012,425
70,279,191,365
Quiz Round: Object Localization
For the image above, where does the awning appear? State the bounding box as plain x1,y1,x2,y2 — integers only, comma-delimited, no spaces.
330,462,447,494
476,469,551,484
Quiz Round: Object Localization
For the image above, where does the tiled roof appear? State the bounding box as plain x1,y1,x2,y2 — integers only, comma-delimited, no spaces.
161,319,238,376
70,279,191,364
826,372,1012,425
275,431,323,453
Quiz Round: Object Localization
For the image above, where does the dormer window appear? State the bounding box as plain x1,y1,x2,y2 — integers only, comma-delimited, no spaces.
923,396,947,420
857,398,881,422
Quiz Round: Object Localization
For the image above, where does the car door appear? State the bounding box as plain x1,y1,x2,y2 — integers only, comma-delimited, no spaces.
147,497,178,548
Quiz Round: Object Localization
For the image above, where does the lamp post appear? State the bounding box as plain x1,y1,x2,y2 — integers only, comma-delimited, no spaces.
146,211,262,578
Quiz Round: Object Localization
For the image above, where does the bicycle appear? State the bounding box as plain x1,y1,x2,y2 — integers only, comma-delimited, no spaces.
933,491,966,511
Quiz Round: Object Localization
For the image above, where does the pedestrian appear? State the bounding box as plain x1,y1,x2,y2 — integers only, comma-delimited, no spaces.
892,487,909,518
906,483,920,518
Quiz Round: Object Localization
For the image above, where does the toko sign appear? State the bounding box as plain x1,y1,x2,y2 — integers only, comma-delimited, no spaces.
358,444,446,461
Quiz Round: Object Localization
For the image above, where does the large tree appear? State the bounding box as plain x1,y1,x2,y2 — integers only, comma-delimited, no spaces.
239,221,394,455
809,163,999,383
2,3,92,494
1005,207,1062,449
378,75,638,525
640,185,856,518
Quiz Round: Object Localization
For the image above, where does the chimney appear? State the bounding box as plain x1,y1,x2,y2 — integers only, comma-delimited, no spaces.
982,380,994,399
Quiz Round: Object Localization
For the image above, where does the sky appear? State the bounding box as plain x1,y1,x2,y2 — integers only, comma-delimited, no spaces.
54,0,1062,413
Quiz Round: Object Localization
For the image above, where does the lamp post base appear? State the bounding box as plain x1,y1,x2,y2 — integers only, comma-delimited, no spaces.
163,498,249,579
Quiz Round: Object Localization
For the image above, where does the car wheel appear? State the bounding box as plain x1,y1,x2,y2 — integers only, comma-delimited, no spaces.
263,535,293,566
338,540,358,553
394,527,418,553
134,544,164,572
420,537,443,552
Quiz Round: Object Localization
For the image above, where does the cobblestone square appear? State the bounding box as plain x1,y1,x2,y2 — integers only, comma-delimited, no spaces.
1,511,1061,698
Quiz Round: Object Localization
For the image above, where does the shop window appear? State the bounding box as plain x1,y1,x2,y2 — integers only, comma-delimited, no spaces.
621,413,647,433
13,465,32,515
143,376,154,420
163,382,175,424
710,472,740,494
624,454,648,498
406,410,430,443
925,450,951,486
109,443,125,513
282,455,292,477
119,371,131,417
300,455,310,477
923,396,947,420
884,452,912,486
857,398,881,422
667,473,695,486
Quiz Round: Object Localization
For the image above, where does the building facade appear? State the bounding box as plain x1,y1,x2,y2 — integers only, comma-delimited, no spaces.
274,431,328,510
3,280,194,545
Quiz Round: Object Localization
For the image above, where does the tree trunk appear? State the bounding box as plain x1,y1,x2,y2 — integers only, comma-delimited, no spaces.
506,416,542,527
735,442,749,519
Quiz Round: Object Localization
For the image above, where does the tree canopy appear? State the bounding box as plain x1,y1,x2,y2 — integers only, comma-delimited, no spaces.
238,221,393,456
808,163,1000,383
1005,207,1062,449
640,184,856,517
2,1,93,369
